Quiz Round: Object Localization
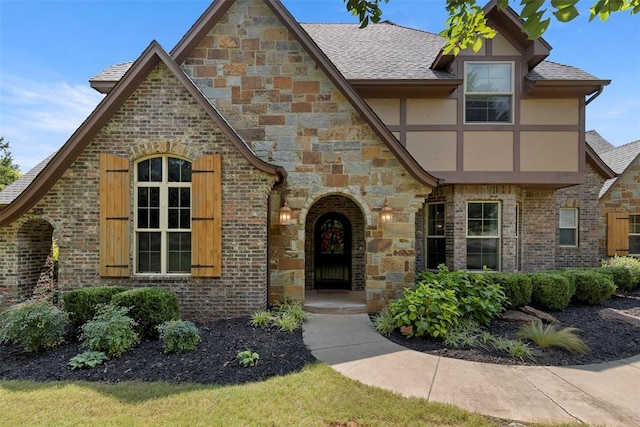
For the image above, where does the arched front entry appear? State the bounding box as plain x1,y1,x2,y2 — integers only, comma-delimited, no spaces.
16,218,55,301
304,195,365,292
314,212,351,289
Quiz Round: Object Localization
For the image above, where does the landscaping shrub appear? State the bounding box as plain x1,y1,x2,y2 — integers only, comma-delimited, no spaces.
249,299,308,332
62,286,126,329
529,273,574,311
599,266,634,293
157,320,201,353
602,255,640,289
517,320,589,354
0,300,69,352
111,287,179,339
80,304,139,358
387,266,506,338
564,269,616,305
490,272,532,309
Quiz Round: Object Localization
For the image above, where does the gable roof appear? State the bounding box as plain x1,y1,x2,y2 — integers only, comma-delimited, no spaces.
0,41,285,226
586,130,615,154
0,151,57,206
596,138,640,197
168,0,439,188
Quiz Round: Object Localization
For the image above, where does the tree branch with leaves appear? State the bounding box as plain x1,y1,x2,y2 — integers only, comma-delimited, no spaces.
344,0,639,54
0,137,22,191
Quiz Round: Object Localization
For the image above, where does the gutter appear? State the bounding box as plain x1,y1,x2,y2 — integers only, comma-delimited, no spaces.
586,85,604,106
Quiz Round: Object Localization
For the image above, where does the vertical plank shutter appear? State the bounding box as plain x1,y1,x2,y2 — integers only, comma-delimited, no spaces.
99,153,130,276
192,154,222,277
607,212,629,256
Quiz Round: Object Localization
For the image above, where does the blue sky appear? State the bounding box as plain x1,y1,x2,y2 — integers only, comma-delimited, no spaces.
1,0,639,173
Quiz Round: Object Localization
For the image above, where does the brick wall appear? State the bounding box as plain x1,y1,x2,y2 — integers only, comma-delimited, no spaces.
1,64,277,321
556,163,604,267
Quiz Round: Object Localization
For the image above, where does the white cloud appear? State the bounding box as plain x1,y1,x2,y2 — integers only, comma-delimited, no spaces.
0,75,103,173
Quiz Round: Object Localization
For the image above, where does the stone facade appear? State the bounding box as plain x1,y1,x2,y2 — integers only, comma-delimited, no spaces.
599,156,640,258
180,0,432,311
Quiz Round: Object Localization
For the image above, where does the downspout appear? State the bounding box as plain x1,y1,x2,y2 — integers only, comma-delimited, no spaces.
586,85,604,106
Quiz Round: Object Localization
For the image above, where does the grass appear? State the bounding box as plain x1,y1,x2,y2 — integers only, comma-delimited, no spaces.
0,363,504,426
516,320,589,354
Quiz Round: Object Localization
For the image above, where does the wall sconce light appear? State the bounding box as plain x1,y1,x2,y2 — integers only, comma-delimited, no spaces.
379,198,394,224
279,198,292,225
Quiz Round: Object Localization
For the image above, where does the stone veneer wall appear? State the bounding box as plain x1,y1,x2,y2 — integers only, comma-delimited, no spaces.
599,156,640,259
304,195,366,291
180,0,432,310
1,64,277,321
556,163,604,267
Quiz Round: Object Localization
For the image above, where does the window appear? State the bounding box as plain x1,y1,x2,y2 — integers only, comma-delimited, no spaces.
467,202,500,270
630,215,640,256
135,156,192,274
559,208,578,247
426,203,446,269
465,62,513,123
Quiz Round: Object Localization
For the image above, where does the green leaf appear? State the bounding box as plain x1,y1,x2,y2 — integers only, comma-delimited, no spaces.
553,6,579,21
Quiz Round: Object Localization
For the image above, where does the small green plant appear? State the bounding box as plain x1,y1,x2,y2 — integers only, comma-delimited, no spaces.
156,320,201,354
275,314,300,332
249,300,308,332
237,349,260,367
250,310,272,328
516,320,589,354
68,350,109,369
79,304,139,358
504,340,536,362
443,319,484,349
0,300,69,353
372,307,396,336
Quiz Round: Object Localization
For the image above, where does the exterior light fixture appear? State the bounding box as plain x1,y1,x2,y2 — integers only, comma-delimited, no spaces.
279,199,292,225
379,198,394,224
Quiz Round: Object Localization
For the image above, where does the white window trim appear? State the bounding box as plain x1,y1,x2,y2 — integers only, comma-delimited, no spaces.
464,61,514,124
134,155,192,275
629,214,640,256
466,201,501,271
559,208,578,247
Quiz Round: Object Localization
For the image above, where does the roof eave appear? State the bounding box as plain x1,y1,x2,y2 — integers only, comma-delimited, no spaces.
525,79,611,97
586,144,616,180
349,79,463,97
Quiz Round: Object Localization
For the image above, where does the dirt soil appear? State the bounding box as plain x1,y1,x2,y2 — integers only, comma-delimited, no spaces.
0,317,316,385
2,291,639,385
384,290,640,366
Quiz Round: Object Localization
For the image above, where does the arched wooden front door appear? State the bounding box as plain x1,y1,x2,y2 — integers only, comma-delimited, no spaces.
314,213,352,290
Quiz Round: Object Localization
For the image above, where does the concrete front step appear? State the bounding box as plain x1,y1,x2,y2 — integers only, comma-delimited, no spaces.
304,303,368,315
304,290,368,315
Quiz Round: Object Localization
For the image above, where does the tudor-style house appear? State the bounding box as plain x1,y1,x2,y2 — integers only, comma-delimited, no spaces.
0,0,614,320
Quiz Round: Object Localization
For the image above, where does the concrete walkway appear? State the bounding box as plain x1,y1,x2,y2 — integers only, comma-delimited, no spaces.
302,313,640,426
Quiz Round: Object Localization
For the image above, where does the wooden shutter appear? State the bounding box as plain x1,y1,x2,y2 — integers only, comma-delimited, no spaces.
607,212,629,256
99,153,130,276
192,154,222,277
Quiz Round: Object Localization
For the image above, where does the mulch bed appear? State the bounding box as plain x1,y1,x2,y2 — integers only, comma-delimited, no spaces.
0,317,315,385
2,291,639,385
383,290,640,366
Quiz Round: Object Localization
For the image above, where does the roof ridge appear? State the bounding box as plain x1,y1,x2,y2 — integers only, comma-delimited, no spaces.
301,21,443,38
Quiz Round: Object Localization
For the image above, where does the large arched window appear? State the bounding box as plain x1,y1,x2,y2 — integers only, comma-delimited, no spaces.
134,156,192,274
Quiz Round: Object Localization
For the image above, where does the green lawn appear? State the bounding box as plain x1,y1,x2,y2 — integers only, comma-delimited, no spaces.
0,363,506,426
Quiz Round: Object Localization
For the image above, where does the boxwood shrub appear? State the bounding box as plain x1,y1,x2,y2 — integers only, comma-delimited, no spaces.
62,286,126,329
602,255,640,289
111,287,180,339
529,273,574,311
490,272,532,309
565,269,616,305
600,266,635,293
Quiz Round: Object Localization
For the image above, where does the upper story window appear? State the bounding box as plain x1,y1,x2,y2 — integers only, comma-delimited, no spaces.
465,62,513,123
135,156,192,274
